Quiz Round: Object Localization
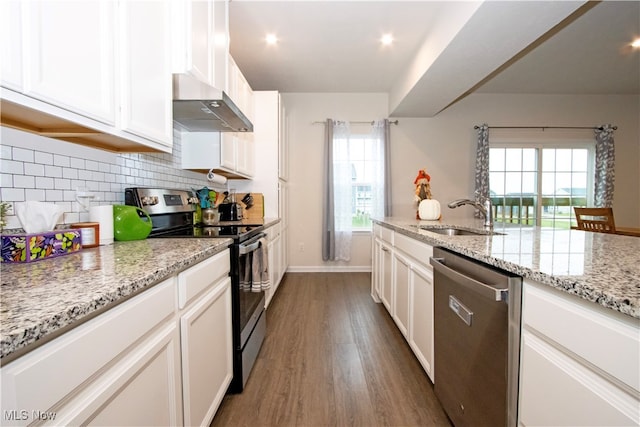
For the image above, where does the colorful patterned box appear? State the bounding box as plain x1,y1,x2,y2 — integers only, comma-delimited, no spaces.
1,229,82,263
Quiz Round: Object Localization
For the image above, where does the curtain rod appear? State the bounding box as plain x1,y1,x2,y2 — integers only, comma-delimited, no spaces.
474,125,617,130
312,120,399,125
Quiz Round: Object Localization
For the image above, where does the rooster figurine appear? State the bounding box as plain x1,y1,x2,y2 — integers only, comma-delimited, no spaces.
414,169,432,219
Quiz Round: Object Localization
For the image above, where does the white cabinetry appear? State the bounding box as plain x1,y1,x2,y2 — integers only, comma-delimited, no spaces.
181,131,254,179
371,224,435,381
171,0,229,93
0,278,182,427
178,251,233,427
518,279,640,426
0,249,234,427
24,0,116,125
265,222,285,309
0,0,173,153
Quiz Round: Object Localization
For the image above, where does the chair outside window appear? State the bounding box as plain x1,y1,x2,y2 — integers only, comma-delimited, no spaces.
573,207,616,234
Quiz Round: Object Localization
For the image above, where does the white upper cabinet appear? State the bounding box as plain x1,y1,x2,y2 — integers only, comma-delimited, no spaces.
119,0,173,145
0,1,23,91
0,0,173,153
24,0,117,125
172,0,229,91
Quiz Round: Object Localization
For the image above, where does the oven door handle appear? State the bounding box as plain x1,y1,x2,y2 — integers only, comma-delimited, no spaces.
239,233,267,255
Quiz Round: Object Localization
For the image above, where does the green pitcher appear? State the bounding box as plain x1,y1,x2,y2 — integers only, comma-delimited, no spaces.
112,205,152,241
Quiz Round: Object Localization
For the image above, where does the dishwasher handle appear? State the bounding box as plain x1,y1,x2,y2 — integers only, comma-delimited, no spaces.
430,257,508,302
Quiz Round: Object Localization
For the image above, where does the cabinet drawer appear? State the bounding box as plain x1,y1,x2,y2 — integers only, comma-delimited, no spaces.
0,278,176,418
394,232,433,267
178,250,230,309
380,225,394,244
523,280,640,392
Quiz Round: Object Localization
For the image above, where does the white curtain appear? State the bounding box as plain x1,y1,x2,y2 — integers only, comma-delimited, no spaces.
370,119,392,218
322,120,352,262
332,121,352,261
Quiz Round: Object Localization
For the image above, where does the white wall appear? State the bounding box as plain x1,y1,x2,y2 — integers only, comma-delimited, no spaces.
283,92,639,271
282,93,389,272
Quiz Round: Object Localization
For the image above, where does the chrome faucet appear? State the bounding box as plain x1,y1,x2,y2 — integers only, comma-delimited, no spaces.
448,198,494,230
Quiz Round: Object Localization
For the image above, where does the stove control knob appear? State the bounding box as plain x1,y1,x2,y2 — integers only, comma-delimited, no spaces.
187,197,199,204
141,196,159,206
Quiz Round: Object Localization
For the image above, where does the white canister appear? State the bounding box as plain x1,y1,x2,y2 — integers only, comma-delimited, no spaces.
89,205,114,245
418,199,441,220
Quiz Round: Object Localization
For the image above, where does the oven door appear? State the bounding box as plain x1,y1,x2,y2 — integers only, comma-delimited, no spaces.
237,232,267,346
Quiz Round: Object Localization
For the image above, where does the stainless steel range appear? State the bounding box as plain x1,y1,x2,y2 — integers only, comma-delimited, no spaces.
124,187,267,393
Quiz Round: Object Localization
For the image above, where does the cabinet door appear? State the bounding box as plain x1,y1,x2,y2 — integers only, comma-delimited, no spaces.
236,133,255,177
119,0,173,146
409,263,434,381
380,242,393,312
24,0,116,124
220,133,237,171
60,323,183,427
188,0,214,85
0,0,22,90
392,252,410,337
519,330,638,426
278,96,289,181
181,277,233,427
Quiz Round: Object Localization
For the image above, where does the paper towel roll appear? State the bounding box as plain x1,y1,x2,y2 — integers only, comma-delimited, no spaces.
207,168,228,185
89,205,114,245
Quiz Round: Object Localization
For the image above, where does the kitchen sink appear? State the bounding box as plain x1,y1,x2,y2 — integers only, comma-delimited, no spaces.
414,226,503,236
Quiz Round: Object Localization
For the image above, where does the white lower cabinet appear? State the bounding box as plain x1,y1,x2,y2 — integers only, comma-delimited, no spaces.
180,278,232,427
0,249,234,427
265,223,285,309
518,279,640,426
408,262,434,382
392,252,410,337
371,224,434,381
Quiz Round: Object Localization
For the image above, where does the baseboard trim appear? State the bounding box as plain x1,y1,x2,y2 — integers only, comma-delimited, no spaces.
286,266,372,273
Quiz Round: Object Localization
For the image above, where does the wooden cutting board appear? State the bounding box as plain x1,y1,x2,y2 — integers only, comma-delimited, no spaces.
239,193,264,219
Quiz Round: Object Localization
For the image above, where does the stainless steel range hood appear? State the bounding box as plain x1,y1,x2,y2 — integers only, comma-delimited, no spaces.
172,74,253,133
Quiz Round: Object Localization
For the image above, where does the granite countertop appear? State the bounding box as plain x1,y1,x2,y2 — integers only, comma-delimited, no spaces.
0,238,232,363
374,217,640,320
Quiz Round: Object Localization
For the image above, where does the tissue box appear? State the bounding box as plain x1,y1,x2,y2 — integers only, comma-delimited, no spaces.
1,229,82,263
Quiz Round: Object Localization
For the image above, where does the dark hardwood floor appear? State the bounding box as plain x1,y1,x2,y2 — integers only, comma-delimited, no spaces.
211,272,452,427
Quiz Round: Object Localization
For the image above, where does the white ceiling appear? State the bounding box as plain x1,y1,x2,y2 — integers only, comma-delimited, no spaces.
229,1,640,117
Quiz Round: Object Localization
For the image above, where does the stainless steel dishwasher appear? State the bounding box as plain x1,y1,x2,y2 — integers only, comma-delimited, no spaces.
430,247,522,427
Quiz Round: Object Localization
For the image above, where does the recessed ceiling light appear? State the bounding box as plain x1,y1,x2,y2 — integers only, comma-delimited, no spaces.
632,38,640,48
381,34,393,46
266,34,278,45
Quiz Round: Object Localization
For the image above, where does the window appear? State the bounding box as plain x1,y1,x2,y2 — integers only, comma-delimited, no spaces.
489,142,594,228
333,132,384,230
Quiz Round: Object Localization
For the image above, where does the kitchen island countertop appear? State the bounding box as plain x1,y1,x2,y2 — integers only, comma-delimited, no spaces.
0,237,232,363
374,217,640,320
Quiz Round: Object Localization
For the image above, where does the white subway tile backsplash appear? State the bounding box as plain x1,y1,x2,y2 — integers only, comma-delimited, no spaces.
54,178,71,190
25,189,46,201
24,163,45,176
70,157,85,169
53,154,71,167
2,127,211,227
0,145,11,159
1,188,25,202
1,174,13,187
1,159,24,174
63,168,79,180
13,175,35,188
45,189,64,201
13,147,34,163
85,160,99,171
36,177,55,189
45,165,63,178
34,151,53,164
